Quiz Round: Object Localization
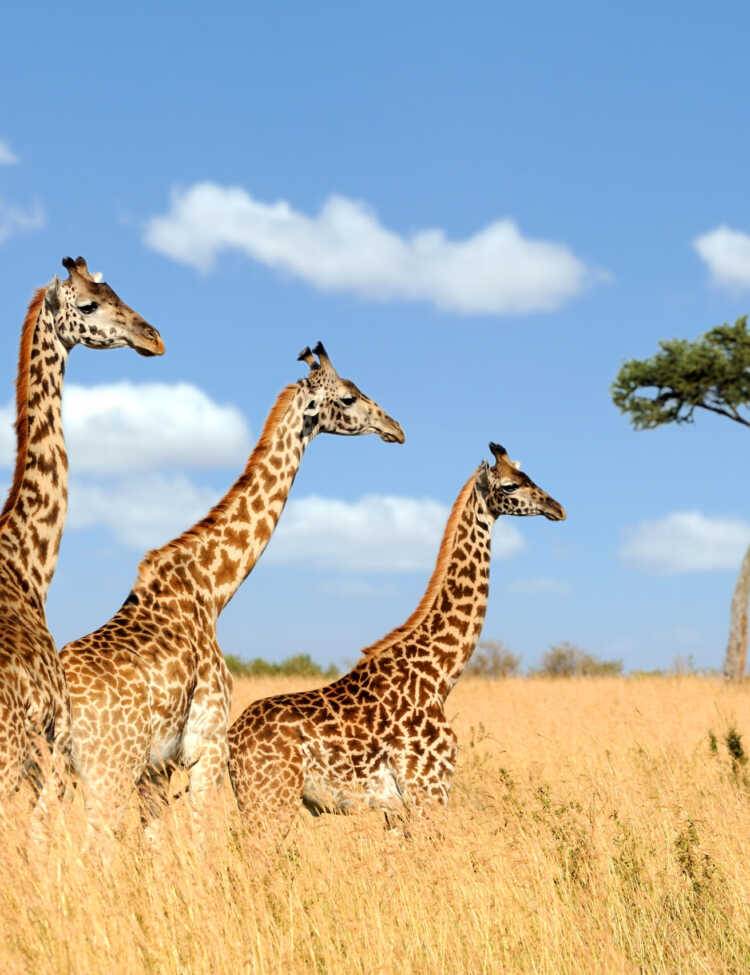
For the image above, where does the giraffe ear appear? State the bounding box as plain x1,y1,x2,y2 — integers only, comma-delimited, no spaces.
44,276,61,313
476,460,491,492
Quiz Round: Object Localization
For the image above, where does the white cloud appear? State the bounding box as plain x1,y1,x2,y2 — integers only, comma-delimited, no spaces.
0,140,19,165
0,198,44,245
0,142,44,244
3,461,528,571
0,382,252,474
693,225,750,289
505,577,571,595
264,494,525,571
621,510,750,573
144,183,602,315
67,475,221,550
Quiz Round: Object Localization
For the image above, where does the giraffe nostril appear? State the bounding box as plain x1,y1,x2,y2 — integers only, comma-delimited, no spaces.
133,323,165,357
544,501,566,521
380,420,405,444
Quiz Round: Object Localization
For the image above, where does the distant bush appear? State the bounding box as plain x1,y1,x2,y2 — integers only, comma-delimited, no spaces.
671,654,698,676
465,640,521,678
631,657,718,678
224,653,339,679
535,641,622,677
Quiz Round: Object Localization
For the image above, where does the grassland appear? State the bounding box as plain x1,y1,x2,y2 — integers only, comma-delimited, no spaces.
1,675,749,974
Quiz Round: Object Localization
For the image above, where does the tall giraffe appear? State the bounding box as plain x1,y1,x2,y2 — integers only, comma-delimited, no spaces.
228,442,565,828
0,257,164,820
60,343,405,830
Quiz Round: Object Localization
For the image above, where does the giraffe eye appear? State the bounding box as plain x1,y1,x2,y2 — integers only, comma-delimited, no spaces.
502,484,520,493
78,302,99,315
339,396,356,407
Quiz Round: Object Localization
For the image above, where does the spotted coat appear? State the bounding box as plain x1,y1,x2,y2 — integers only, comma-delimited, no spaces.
60,343,404,830
0,257,163,821
228,443,565,830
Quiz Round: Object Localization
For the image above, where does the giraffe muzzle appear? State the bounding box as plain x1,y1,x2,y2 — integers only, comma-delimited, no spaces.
543,499,566,521
130,323,166,357
379,419,406,444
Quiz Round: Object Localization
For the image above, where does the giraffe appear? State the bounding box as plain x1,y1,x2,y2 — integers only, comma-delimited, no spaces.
227,442,565,830
60,342,405,832
0,256,164,827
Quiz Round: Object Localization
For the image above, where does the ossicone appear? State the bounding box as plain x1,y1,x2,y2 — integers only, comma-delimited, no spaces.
299,341,334,372
489,442,507,460
62,255,97,282
297,346,319,369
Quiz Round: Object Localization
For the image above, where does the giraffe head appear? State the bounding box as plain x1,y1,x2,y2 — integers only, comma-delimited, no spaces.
42,256,165,357
477,442,566,521
296,342,405,443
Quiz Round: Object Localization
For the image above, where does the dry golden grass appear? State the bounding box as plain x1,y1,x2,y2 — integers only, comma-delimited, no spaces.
1,676,750,974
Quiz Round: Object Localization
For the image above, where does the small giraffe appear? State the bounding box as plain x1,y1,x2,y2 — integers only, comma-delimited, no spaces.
0,257,163,822
228,442,565,829
60,342,405,832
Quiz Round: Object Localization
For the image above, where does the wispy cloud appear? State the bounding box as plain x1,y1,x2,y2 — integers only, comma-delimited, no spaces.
60,481,527,566
693,225,750,289
67,475,221,550
144,183,604,315
264,494,525,571
2,457,526,572
0,141,44,244
0,139,19,165
621,510,750,573
0,382,251,474
0,198,44,245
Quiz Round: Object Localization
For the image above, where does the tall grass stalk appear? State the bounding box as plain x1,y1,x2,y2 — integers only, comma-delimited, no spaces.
1,676,749,974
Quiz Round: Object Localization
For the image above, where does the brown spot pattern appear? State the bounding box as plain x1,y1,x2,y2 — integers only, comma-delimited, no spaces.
228,450,564,830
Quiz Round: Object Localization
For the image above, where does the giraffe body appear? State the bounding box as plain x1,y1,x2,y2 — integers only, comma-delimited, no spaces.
228,443,565,828
0,258,163,812
61,344,404,829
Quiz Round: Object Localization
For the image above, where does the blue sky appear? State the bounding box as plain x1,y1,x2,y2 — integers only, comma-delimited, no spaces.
2,1,750,672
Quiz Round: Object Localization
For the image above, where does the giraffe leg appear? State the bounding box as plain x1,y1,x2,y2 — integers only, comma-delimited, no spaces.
137,764,172,840
71,703,152,842
183,735,228,820
228,742,304,839
79,775,133,844
383,726,456,834
29,727,72,850
179,662,231,829
0,700,27,802
76,744,148,844
182,707,230,828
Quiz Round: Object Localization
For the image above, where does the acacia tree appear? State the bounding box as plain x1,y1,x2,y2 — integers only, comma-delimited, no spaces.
611,316,750,679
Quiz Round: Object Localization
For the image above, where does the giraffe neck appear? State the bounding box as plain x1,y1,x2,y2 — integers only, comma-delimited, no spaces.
137,382,313,618
0,289,70,604
357,473,494,702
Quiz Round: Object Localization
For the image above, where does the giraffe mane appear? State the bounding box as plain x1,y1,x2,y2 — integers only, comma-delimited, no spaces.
138,383,300,570
0,288,46,526
359,470,478,659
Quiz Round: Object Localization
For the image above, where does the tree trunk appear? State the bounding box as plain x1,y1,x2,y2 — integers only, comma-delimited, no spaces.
724,542,750,680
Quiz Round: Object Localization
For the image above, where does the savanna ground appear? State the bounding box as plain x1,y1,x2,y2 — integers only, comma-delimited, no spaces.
1,676,749,974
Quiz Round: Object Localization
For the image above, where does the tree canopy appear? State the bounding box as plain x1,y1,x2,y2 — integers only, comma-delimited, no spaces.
611,316,750,430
